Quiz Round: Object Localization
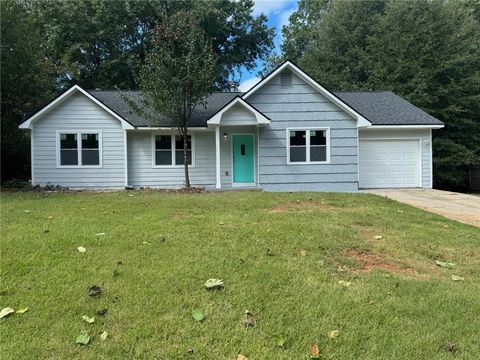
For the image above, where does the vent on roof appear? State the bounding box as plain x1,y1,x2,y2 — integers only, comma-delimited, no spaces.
280,71,292,88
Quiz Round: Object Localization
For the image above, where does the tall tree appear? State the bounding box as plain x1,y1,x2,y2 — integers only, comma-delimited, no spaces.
1,0,57,181
30,0,274,90
281,0,480,190
138,12,218,188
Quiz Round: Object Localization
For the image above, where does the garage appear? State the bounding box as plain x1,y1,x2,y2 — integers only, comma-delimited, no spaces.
359,139,420,188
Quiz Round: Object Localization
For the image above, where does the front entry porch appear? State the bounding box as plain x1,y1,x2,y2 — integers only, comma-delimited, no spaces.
214,125,259,189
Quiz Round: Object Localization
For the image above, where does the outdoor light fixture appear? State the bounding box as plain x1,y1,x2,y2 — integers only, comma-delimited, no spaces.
223,132,228,140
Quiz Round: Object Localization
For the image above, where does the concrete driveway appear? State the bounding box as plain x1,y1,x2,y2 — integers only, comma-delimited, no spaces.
364,189,480,227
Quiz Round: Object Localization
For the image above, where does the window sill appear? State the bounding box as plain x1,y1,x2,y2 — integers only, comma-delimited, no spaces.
152,165,196,169
287,161,330,165
56,165,103,169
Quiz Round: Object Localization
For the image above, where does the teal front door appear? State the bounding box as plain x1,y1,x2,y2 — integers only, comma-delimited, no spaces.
232,134,255,183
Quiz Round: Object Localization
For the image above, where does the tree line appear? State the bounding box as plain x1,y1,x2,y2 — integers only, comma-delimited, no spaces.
1,0,478,190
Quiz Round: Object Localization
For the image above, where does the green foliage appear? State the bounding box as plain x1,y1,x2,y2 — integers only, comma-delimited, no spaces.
138,12,218,188
30,0,274,90
282,0,480,190
0,0,56,181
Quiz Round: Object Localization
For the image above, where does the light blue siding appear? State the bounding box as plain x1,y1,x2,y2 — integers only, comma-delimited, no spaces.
31,93,126,189
248,71,359,192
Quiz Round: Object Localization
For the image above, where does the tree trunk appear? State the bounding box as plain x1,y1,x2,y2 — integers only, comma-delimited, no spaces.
183,129,190,188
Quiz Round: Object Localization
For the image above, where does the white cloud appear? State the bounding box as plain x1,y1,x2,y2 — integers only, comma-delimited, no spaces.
239,77,261,92
253,0,292,17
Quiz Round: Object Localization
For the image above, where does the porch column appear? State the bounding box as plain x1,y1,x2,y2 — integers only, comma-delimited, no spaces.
215,126,221,189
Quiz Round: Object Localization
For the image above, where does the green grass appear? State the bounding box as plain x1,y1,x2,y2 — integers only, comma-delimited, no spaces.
1,190,479,359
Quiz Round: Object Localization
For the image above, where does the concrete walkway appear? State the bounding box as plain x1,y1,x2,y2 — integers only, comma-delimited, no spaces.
364,189,480,227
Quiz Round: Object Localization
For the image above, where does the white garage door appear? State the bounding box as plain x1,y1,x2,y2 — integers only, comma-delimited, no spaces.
359,139,420,188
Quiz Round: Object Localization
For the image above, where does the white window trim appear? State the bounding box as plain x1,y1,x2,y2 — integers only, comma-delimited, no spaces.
286,127,331,165
151,132,196,168
56,130,103,168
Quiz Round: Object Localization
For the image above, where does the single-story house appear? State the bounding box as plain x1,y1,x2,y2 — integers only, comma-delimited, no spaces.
19,61,444,191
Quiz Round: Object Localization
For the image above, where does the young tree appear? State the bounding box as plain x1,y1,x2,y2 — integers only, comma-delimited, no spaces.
138,12,217,188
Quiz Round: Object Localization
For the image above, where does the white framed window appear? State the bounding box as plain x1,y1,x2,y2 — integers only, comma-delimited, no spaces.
286,128,330,164
152,133,195,167
56,130,102,168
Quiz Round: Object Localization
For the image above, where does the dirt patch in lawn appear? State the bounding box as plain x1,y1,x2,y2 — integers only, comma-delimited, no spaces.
343,250,422,277
170,212,189,220
268,200,334,213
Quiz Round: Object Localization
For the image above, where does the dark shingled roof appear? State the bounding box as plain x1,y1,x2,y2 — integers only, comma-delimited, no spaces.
333,91,443,126
88,90,443,127
88,90,241,127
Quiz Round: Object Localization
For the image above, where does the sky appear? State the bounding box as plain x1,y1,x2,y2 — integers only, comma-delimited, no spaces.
237,0,298,92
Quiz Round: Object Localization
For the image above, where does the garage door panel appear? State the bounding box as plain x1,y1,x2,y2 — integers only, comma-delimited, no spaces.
359,139,420,188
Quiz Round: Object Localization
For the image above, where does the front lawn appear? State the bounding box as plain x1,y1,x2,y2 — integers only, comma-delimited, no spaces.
1,191,479,359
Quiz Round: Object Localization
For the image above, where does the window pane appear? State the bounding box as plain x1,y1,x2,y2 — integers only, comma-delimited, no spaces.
175,135,191,150
60,149,78,165
310,130,326,145
290,147,306,162
310,146,327,162
289,131,306,146
175,150,192,165
82,133,99,149
82,150,99,165
60,133,77,149
155,135,171,150
155,151,172,165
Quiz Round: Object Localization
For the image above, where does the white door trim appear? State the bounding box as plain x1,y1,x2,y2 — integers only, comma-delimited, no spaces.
231,133,256,187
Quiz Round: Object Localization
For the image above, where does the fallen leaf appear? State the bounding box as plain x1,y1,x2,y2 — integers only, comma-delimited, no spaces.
82,315,95,324
218,221,224,225
444,340,458,353
327,330,340,339
204,279,224,290
47,216,53,219
24,210,31,213
266,248,274,256
451,275,465,281
338,280,351,287
0,307,15,319
397,210,404,214
274,334,287,348
95,232,106,236
300,250,307,256
142,241,150,245
310,343,320,358
244,310,256,327
191,309,205,322
88,285,103,297
16,308,29,314
435,260,456,269
77,246,86,253
237,354,248,360
76,333,90,345
374,235,383,240
100,331,108,341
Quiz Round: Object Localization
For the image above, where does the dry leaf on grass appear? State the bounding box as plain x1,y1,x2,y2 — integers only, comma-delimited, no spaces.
374,235,383,240
310,343,320,357
16,308,29,314
451,275,465,281
327,330,340,338
100,331,108,341
338,280,351,287
244,310,256,327
204,279,224,290
76,333,90,345
77,246,86,253
82,315,95,324
0,307,15,319
237,354,248,360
